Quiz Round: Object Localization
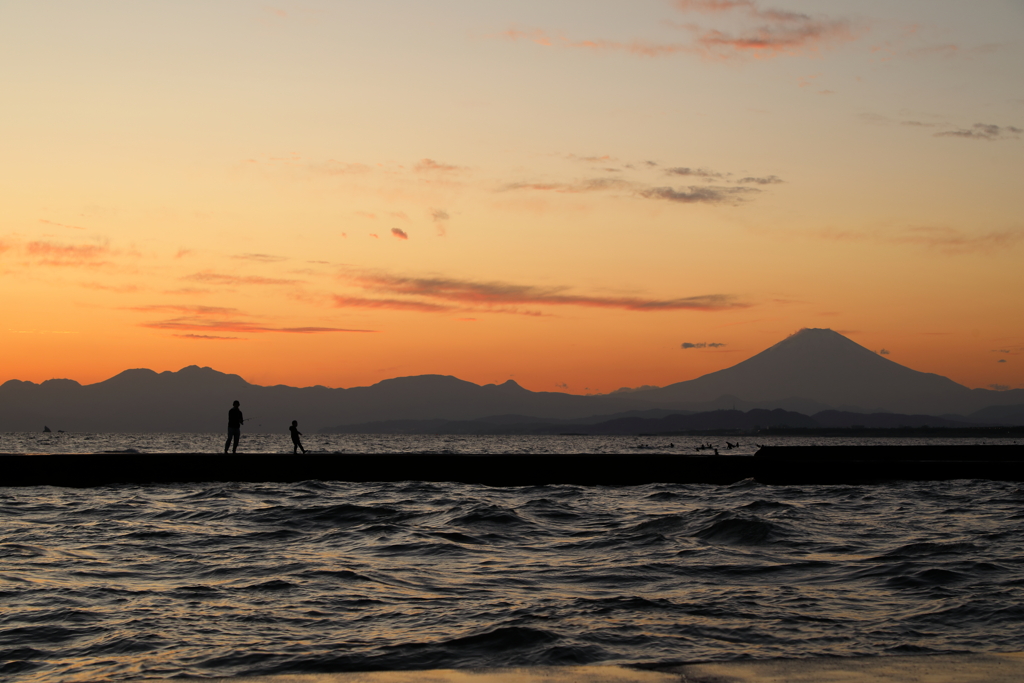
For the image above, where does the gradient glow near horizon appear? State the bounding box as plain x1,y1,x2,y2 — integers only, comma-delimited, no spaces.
2,0,1022,393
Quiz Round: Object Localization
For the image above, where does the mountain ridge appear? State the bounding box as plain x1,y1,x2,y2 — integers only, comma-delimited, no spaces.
627,328,1014,415
2,329,1022,432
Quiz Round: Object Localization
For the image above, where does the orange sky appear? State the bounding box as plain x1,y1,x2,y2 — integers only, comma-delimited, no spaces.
2,1,1022,393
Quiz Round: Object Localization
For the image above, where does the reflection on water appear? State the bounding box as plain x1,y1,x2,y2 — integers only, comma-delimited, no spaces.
1,432,1020,455
2,473,1023,682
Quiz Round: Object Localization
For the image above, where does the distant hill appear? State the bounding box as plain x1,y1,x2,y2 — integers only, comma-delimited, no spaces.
2,328,1022,433
967,404,1024,426
324,408,990,436
627,328,1024,416
0,367,649,433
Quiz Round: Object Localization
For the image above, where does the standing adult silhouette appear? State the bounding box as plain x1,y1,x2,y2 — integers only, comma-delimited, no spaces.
225,400,244,453
289,420,306,454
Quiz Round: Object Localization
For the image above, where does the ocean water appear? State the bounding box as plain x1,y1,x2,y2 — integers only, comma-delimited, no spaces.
2,435,1023,682
2,431,1021,456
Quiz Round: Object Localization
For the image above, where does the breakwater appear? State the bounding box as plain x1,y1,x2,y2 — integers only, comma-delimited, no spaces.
2,445,1021,486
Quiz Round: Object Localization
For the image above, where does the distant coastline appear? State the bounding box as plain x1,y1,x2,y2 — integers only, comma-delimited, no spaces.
3,330,1022,433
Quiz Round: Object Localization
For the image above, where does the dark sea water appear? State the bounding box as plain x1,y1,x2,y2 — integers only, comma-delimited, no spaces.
2,431,1021,456
2,435,1023,682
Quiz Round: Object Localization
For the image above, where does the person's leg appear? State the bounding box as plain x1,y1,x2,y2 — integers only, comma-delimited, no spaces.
225,431,232,453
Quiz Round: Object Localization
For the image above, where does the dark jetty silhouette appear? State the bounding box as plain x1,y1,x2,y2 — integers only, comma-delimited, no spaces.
2,446,1021,487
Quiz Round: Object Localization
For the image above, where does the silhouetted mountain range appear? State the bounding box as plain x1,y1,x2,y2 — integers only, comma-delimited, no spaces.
2,328,1022,433
0,367,649,433
627,328,1024,415
324,408,995,436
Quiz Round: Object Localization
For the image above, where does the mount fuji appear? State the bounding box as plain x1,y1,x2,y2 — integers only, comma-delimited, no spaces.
629,328,1022,416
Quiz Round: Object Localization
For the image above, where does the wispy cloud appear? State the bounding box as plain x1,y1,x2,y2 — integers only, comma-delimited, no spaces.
674,0,861,60
935,123,1022,141
39,219,86,231
232,253,288,263
681,341,727,349
737,175,783,185
568,154,617,164
501,28,692,58
432,209,450,237
665,167,728,180
869,23,1002,64
640,185,758,204
331,296,450,312
127,304,242,316
503,1,861,62
816,226,1024,254
890,226,1024,253
142,317,374,334
131,296,365,335
665,167,783,186
868,114,1022,142
81,282,140,293
502,162,778,205
317,160,372,175
25,240,113,267
391,228,409,240
344,272,747,312
185,272,302,286
414,158,463,173
501,178,631,194
175,334,243,341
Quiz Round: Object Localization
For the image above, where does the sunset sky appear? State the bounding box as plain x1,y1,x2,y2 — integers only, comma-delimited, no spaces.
2,0,1022,394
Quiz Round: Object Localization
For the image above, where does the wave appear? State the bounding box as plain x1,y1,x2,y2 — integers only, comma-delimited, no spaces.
2,478,1023,682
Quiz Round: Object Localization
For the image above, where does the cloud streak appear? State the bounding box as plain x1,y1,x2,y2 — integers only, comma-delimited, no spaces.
501,178,631,194
935,123,1022,141
232,253,288,263
737,175,783,185
665,167,727,180
343,272,747,312
185,272,302,286
39,219,87,231
131,302,375,336
640,185,758,204
816,226,1024,255
127,304,242,316
332,296,450,312
414,158,463,173
25,241,113,267
432,209,450,237
142,317,374,334
503,1,861,62
502,161,780,206
681,341,727,349
175,334,243,341
674,0,861,60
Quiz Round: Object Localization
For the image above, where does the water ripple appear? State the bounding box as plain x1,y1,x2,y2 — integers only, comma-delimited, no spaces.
1,476,1023,681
